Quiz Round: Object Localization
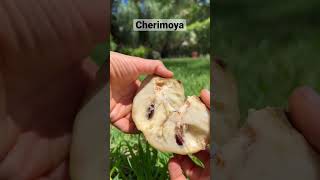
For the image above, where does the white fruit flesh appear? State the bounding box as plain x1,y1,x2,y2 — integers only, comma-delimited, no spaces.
132,75,210,155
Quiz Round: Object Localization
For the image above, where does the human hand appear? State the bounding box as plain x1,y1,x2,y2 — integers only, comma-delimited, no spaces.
110,51,173,133
0,0,106,179
289,86,320,152
168,89,210,180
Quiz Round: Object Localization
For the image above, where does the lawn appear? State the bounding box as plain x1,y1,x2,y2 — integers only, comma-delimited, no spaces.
109,57,210,180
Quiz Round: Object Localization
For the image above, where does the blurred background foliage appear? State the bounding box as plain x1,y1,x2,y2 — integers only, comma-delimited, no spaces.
213,0,320,120
111,0,210,58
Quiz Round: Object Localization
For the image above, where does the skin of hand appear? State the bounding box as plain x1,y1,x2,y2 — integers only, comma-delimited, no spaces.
0,0,107,179
168,89,210,180
110,51,173,133
288,86,320,152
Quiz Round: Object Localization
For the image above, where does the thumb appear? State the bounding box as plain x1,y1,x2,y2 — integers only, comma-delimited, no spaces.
289,86,320,152
134,58,174,78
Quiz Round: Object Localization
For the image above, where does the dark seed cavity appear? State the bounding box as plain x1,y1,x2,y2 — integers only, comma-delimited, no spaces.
175,134,184,146
214,56,227,70
175,125,185,146
147,103,155,119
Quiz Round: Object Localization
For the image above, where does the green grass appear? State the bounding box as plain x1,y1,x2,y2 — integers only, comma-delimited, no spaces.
110,57,210,180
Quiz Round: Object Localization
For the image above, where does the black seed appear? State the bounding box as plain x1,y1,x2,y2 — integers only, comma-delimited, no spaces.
147,103,155,119
214,56,227,69
175,125,185,146
175,134,184,146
